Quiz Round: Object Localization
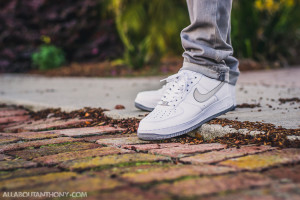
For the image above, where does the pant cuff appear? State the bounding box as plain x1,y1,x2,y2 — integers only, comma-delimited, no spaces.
229,71,240,85
181,61,239,85
181,61,230,83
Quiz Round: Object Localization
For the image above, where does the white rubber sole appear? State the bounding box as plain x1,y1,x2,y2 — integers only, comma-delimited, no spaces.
138,97,234,140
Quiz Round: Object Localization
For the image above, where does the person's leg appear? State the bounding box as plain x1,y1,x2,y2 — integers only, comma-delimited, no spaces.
137,0,238,140
225,16,240,86
181,0,239,85
135,0,239,112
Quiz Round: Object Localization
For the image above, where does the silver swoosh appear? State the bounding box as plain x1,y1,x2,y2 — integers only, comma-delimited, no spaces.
193,82,225,103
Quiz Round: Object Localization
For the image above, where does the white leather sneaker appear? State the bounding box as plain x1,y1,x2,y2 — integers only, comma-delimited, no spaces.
135,77,236,112
135,86,166,112
137,70,235,140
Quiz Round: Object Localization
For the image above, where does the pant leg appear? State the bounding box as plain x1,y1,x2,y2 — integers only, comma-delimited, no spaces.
180,0,239,85
225,15,240,85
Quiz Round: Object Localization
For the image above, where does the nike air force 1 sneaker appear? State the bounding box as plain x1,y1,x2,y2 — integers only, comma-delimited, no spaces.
137,70,235,140
135,86,166,112
135,78,236,112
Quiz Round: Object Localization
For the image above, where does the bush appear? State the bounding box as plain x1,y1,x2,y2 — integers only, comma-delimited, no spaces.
0,0,122,73
231,0,300,65
109,0,189,69
1,0,299,73
109,0,300,69
32,45,65,70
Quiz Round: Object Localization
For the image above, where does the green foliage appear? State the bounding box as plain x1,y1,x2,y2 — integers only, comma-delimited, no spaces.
231,0,300,64
106,0,299,68
32,45,66,71
108,0,189,69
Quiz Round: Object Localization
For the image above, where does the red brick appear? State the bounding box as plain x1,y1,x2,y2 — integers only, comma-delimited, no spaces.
82,135,119,142
0,167,60,180
59,153,169,171
0,107,15,111
0,137,82,153
0,131,60,140
96,136,150,147
181,145,274,164
8,142,100,160
0,154,12,161
92,187,169,200
150,143,226,157
122,143,182,152
87,164,164,179
263,164,300,183
154,173,271,198
0,122,19,130
27,173,125,193
0,159,37,170
0,109,28,117
205,183,300,200
270,184,300,199
0,135,20,144
0,172,78,190
54,126,124,137
82,134,134,142
3,117,60,132
0,115,30,124
0,121,31,131
219,149,300,171
19,118,91,131
121,164,236,184
34,147,132,165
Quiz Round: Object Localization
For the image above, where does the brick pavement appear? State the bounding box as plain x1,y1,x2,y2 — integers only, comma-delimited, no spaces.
0,106,299,199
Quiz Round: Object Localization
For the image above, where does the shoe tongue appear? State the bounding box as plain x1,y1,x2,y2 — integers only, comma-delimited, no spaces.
180,69,191,73
180,69,195,75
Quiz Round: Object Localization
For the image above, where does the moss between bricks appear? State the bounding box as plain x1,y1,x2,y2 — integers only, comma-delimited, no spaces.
40,141,79,148
23,141,80,150
71,161,168,172
0,172,78,191
60,154,170,171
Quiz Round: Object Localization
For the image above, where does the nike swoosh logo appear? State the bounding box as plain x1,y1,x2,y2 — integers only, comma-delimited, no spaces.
193,82,225,103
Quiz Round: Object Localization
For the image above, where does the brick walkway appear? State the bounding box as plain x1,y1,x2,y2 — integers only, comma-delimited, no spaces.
0,107,299,199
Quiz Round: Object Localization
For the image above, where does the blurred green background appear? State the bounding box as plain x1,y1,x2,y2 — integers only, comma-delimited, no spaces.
0,0,299,74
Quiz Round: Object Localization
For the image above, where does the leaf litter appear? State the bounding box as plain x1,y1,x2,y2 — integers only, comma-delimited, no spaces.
27,107,300,149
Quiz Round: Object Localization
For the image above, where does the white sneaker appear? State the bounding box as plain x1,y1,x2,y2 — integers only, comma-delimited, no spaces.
135,78,236,112
135,86,166,112
137,70,235,140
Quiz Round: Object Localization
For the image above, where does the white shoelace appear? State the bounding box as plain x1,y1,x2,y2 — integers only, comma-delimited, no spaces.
158,71,198,106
